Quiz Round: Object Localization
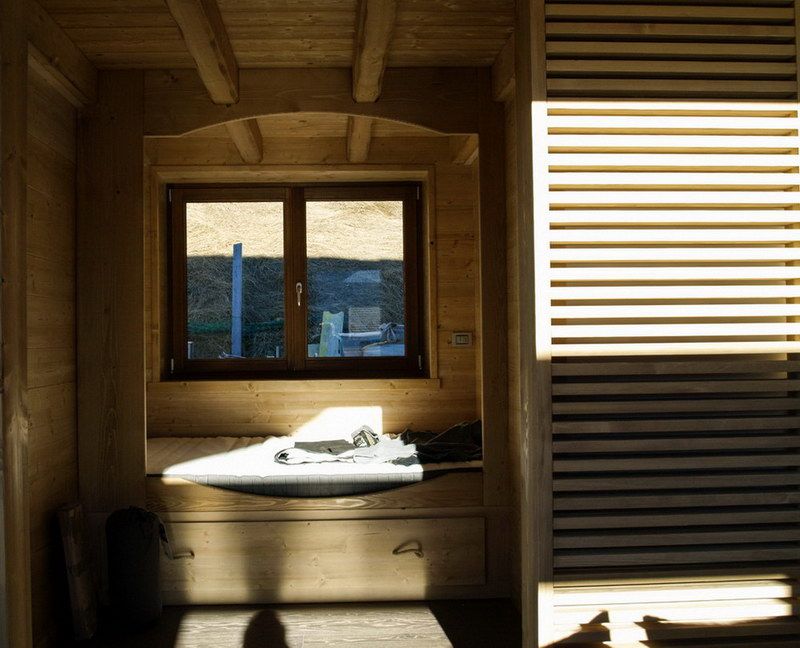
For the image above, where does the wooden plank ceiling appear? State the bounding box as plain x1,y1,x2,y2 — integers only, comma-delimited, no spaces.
38,0,514,70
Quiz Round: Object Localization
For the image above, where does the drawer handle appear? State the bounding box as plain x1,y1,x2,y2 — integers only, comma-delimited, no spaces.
392,540,424,558
160,523,194,561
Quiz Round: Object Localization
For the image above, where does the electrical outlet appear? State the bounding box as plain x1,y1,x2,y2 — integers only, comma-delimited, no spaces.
452,331,473,347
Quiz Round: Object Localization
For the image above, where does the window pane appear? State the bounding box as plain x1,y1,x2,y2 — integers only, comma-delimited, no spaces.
186,202,284,360
306,201,405,359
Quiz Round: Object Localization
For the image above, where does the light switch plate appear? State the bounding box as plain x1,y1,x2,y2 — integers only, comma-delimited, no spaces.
452,331,473,347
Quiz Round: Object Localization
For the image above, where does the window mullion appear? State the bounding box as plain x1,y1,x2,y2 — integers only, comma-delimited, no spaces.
285,186,308,372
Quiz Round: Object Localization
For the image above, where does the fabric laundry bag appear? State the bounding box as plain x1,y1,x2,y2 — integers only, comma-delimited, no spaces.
106,507,165,628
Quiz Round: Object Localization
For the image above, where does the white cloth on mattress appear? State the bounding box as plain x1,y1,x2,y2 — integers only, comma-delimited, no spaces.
147,436,480,479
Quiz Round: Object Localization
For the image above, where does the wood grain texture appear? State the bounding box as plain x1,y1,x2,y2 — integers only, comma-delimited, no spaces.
37,0,513,70
27,68,78,648
145,135,453,167
346,115,373,162
353,0,397,102
544,0,798,99
26,0,97,107
450,135,478,166
81,600,521,648
77,71,146,521
164,0,238,104
57,504,96,641
477,69,509,508
503,68,522,611
160,517,485,604
143,67,481,136
516,1,555,645
532,2,800,645
1,1,33,645
147,472,483,514
492,34,515,103
225,119,263,164
145,158,478,438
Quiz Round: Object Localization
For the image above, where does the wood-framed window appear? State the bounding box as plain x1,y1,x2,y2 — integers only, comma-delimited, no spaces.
168,183,424,379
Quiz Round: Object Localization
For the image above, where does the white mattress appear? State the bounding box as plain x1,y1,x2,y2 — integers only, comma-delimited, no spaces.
147,436,482,498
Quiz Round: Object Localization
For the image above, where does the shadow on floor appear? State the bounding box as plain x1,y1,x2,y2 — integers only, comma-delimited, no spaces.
82,606,184,648
242,610,289,648
81,600,519,648
429,599,522,647
543,612,800,647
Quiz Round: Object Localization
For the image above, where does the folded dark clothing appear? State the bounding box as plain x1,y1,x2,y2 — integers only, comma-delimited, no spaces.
400,420,482,463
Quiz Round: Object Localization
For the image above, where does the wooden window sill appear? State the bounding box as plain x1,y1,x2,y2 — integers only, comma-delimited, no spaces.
151,377,442,393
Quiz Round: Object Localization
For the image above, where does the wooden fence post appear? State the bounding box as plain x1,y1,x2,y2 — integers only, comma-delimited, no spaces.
231,242,243,356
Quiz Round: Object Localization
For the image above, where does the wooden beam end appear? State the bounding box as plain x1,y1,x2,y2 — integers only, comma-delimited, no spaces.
347,116,373,162
451,134,479,165
226,119,263,164
492,33,516,103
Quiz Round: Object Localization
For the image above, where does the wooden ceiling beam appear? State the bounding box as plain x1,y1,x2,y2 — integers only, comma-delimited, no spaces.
225,119,263,163
165,0,238,104
492,34,515,103
347,116,373,162
353,0,398,103
27,0,97,107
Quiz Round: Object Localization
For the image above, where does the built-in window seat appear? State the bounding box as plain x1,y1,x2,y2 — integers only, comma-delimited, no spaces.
146,424,492,604
147,425,482,499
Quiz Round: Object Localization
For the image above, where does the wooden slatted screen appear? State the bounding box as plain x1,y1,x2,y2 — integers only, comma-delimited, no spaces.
545,0,798,99
536,1,800,645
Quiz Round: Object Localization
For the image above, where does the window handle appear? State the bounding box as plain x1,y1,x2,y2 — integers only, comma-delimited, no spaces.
295,282,303,307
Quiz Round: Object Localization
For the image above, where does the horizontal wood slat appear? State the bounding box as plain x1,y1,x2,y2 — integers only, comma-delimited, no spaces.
545,0,797,99
539,5,800,643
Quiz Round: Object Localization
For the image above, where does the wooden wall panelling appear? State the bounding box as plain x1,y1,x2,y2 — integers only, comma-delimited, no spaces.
477,68,509,507
1,0,33,645
77,72,146,545
145,159,477,438
517,0,555,646
144,136,452,168
143,68,481,137
26,0,97,108
500,50,522,609
27,67,78,648
432,160,479,405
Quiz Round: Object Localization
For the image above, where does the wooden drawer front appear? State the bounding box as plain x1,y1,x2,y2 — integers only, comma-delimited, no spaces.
161,517,486,604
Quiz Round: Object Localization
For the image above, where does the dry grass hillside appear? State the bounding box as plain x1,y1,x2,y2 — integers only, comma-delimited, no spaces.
186,200,405,359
